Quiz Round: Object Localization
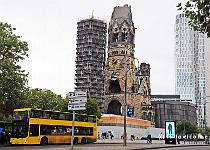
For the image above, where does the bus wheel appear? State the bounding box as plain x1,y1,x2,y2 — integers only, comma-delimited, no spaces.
40,137,48,145
81,138,87,144
73,137,78,145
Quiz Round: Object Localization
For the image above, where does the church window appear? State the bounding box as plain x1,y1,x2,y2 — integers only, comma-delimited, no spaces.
109,80,121,93
113,33,118,42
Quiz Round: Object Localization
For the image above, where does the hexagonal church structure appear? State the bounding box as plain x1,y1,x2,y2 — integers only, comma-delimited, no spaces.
103,4,154,123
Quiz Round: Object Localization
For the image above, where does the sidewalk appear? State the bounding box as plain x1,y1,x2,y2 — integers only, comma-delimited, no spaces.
89,139,210,150
96,138,207,144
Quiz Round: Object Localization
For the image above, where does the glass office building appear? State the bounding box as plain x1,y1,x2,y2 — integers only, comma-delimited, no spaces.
175,14,210,127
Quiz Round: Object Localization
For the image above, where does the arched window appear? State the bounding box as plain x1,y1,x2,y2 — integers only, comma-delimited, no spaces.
109,80,121,93
122,28,128,42
142,112,147,120
148,112,152,121
107,100,122,115
112,28,119,42
113,33,118,42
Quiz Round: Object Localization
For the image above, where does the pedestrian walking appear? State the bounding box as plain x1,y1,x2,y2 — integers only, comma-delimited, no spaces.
110,130,114,140
147,134,152,144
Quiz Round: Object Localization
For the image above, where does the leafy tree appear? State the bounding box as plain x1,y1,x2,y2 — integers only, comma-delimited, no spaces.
197,126,210,137
23,88,67,111
176,120,210,141
85,98,101,119
0,22,29,120
176,120,196,135
177,0,210,37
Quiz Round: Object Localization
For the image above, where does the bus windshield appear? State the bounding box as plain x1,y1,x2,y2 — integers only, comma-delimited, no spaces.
11,121,29,138
13,111,28,120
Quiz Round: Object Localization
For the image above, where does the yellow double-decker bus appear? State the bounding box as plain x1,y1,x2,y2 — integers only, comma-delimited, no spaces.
10,108,97,145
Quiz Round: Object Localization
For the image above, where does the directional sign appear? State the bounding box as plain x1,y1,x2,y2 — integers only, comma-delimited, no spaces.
67,91,87,111
68,103,86,111
67,92,75,98
74,91,87,97
68,97,87,104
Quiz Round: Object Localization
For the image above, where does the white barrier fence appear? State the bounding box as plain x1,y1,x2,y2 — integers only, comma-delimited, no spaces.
98,126,165,140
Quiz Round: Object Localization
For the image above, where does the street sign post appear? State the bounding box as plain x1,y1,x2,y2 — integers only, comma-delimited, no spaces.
67,91,87,149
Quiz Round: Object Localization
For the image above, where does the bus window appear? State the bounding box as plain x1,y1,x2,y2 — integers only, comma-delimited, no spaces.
66,127,72,135
42,111,50,119
13,111,28,120
85,127,93,135
74,127,93,136
40,125,51,135
64,113,72,121
50,112,59,120
93,117,96,123
29,124,39,136
58,113,65,120
12,125,28,138
41,125,71,135
81,115,88,122
30,110,42,118
88,116,96,123
57,126,66,135
75,114,81,121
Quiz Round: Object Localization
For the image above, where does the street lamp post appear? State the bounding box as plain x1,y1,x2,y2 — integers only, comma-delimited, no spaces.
111,56,139,146
124,70,127,146
204,101,207,144
111,69,128,147
183,105,186,144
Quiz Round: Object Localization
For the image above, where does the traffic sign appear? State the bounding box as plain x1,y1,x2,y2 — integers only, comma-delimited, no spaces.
66,92,75,98
74,91,87,97
67,91,87,111
68,97,87,104
68,103,86,110
127,106,134,116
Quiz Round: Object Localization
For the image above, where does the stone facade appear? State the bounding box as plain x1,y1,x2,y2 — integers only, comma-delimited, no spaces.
103,4,154,123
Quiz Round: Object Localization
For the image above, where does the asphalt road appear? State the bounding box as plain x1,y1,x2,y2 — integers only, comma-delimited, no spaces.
0,144,209,150
157,146,210,150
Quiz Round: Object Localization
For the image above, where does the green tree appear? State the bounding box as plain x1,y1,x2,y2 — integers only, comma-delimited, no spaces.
0,22,29,120
176,120,196,135
85,98,101,119
177,0,210,37
23,88,67,111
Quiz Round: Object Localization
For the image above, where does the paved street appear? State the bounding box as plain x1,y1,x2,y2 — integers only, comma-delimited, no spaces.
157,146,210,150
0,140,209,150
0,144,209,150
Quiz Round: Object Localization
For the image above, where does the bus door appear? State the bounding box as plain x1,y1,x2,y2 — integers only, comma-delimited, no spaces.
27,124,40,144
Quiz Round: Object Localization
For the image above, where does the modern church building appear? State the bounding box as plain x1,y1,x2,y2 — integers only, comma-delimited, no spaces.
175,14,210,127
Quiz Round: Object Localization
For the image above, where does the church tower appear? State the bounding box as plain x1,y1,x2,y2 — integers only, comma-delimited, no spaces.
104,4,154,122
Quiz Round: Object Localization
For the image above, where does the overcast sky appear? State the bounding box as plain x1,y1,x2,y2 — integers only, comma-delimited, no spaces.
0,0,186,97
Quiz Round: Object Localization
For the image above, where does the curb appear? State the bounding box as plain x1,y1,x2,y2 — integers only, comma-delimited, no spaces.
132,144,210,150
94,143,210,150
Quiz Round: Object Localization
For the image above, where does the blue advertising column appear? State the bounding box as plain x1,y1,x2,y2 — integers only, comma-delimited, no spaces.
165,121,176,144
